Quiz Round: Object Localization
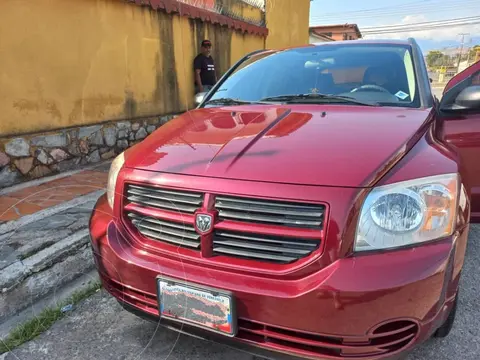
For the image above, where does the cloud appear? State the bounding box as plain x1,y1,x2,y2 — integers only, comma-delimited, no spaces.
363,15,480,42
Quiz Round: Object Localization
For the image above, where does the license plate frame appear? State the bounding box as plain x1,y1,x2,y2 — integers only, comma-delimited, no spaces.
156,276,237,337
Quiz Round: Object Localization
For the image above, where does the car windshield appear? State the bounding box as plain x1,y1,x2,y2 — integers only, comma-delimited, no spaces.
208,43,420,108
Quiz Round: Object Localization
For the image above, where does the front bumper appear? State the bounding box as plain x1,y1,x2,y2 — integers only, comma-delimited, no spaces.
90,194,467,360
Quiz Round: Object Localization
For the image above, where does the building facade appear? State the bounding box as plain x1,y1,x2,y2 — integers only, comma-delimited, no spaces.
309,24,362,43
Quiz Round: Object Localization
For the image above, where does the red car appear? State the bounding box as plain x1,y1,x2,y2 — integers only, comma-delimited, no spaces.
89,39,480,359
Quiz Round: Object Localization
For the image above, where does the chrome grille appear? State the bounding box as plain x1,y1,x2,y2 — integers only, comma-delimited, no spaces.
126,184,203,214
127,212,200,249
213,231,320,263
215,196,325,228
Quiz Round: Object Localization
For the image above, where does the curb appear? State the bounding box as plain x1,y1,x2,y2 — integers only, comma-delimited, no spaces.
0,191,103,329
0,230,90,292
0,246,95,324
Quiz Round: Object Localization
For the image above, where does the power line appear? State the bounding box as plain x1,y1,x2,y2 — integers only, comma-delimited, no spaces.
310,0,480,22
311,6,480,23
315,0,451,16
310,17,480,35
362,21,480,34
309,22,480,37
361,23,480,35
311,0,477,18
361,15,480,30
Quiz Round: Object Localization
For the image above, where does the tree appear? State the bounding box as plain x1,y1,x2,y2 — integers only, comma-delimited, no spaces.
467,45,480,62
426,50,445,68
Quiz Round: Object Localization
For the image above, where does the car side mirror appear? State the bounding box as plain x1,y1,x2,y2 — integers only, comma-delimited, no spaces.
454,85,480,110
441,85,480,112
194,92,207,106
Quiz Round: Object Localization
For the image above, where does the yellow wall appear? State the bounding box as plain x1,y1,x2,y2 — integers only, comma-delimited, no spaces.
0,0,309,136
0,0,265,136
265,0,311,49
231,31,265,65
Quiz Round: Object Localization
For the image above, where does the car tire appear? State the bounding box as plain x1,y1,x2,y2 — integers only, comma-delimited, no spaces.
434,294,458,338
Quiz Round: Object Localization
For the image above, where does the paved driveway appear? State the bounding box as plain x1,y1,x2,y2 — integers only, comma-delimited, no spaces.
432,86,444,99
3,225,479,360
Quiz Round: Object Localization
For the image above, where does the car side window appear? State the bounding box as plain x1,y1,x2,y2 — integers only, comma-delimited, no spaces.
404,50,416,101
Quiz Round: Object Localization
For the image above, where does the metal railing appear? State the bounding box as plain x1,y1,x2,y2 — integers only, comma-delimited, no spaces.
175,0,266,27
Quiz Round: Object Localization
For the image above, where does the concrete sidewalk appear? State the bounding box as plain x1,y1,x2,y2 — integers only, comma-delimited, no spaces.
0,163,109,337
0,169,107,222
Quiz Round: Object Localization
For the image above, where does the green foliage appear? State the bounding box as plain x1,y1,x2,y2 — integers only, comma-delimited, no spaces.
467,45,480,61
426,50,453,68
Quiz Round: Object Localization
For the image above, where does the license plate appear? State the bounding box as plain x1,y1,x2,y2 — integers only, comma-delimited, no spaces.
157,277,236,336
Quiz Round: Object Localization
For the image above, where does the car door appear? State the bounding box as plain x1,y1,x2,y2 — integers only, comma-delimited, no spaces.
439,61,480,222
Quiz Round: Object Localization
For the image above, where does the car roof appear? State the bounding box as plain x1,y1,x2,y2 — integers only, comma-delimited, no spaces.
313,39,412,47
268,39,413,53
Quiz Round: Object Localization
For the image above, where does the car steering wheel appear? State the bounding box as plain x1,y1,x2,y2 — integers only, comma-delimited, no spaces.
350,84,390,93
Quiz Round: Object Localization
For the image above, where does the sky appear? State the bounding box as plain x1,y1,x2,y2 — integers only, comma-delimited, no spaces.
309,0,480,53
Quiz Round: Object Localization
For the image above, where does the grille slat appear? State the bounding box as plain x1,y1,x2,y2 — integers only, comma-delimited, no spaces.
127,212,200,249
213,246,297,263
213,231,320,264
131,219,200,241
215,231,318,248
128,213,194,232
218,210,322,227
214,240,312,255
126,184,203,214
215,196,325,228
127,195,199,213
137,228,200,249
216,201,323,217
127,188,203,206
129,184,203,199
216,196,320,211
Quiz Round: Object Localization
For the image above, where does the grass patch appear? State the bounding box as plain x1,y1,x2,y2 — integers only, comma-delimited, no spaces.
0,281,102,354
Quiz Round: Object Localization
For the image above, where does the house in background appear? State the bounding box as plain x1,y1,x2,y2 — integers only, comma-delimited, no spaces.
309,31,334,43
309,24,361,43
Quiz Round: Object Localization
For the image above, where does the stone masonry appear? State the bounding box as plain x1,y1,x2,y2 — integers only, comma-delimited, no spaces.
0,115,176,189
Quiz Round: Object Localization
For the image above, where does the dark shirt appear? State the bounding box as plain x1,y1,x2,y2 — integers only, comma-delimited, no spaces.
194,54,216,86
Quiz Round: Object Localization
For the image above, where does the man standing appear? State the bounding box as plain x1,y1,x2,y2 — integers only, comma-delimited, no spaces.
194,40,217,93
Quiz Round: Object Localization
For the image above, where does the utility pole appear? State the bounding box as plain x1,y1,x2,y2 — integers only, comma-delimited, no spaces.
466,46,472,65
456,33,469,74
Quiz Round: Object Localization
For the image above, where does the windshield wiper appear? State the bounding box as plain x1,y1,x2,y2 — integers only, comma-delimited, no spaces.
260,93,378,106
204,98,261,106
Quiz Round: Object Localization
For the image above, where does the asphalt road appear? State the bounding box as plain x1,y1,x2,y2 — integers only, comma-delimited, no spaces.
2,224,479,360
432,86,444,100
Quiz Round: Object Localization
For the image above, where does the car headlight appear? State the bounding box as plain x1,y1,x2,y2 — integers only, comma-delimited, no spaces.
355,173,459,252
107,152,125,209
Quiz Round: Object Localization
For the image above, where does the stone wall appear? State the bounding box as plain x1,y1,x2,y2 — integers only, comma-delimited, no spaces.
0,115,176,189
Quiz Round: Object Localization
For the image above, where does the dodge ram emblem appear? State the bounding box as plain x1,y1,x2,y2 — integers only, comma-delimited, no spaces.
195,213,213,234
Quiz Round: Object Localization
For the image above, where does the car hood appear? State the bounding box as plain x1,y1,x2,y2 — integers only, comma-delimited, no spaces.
125,105,432,187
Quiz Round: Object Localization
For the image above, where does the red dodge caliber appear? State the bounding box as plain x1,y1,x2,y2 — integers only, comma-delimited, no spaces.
89,39,480,359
